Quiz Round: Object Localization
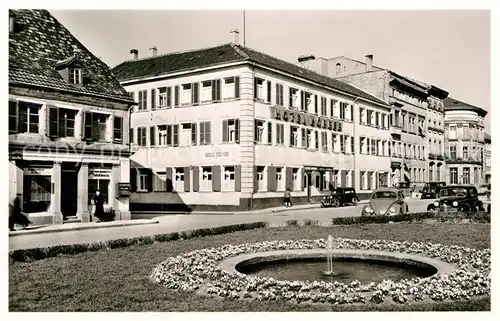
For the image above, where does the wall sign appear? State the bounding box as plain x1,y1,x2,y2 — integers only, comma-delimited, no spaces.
24,168,52,176
118,183,130,196
89,169,111,180
205,151,229,158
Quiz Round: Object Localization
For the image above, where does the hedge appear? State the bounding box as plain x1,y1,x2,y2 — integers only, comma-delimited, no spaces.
9,221,268,263
331,211,490,226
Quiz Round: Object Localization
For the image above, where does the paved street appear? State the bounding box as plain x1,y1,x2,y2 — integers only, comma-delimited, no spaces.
9,198,435,251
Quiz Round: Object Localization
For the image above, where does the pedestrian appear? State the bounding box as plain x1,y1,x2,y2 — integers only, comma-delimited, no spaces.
92,190,105,222
284,188,292,208
9,194,31,231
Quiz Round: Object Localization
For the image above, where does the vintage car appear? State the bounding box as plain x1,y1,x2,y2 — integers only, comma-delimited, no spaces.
426,185,485,214
420,182,446,199
361,188,409,216
478,184,491,200
321,187,359,208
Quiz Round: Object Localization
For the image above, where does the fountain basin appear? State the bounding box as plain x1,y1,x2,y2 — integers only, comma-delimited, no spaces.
220,249,456,284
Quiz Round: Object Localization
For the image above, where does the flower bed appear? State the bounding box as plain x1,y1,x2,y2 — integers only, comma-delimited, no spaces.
151,238,490,305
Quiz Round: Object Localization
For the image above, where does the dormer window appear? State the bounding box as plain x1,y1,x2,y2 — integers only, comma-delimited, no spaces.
69,68,82,85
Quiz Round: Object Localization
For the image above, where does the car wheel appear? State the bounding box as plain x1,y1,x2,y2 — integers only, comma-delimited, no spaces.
321,203,325,208
459,204,471,213
352,198,359,206
332,198,340,208
428,205,437,214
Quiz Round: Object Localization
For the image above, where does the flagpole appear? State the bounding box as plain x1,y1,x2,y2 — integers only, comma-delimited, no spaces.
243,10,246,47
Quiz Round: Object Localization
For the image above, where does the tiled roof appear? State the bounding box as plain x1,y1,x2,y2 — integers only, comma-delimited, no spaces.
444,97,488,117
9,9,133,104
112,43,389,105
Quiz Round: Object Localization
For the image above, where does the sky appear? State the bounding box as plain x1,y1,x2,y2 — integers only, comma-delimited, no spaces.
50,9,491,131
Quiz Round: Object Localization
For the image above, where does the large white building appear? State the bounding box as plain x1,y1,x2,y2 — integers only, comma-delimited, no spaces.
9,10,134,225
112,43,393,214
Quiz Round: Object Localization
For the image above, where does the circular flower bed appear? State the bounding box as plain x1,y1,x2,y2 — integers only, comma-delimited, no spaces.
150,238,490,305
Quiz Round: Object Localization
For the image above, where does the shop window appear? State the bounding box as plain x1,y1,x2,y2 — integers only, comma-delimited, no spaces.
292,168,300,191
137,171,148,192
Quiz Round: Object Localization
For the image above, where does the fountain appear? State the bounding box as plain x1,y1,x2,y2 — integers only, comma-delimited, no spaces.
323,235,337,277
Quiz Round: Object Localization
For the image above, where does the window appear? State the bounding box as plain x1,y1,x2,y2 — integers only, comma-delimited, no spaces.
200,122,212,145
9,101,41,134
137,127,147,146
359,107,365,124
137,90,147,110
289,88,299,109
224,77,240,99
336,63,341,75
376,139,381,156
151,89,156,110
290,126,299,147
381,114,386,129
276,123,285,145
181,83,199,105
292,168,300,191
340,135,346,153
340,102,349,120
366,110,373,126
254,77,266,101
153,172,167,192
138,171,148,191
276,167,285,191
449,168,458,185
83,112,108,142
375,112,380,127
320,97,327,116
359,137,366,154
254,120,265,143
257,166,265,191
462,168,470,185
448,125,457,139
321,131,328,151
113,116,123,143
48,107,76,138
174,168,185,191
305,129,312,149
181,123,197,146
267,122,272,144
350,137,355,155
69,68,82,85
436,166,441,182
302,91,313,112
450,145,457,160
201,167,212,191
370,138,377,155
201,79,221,102
314,131,319,150
463,146,468,159
275,83,284,106
158,87,171,108
332,133,338,152
222,119,240,143
222,166,235,191
157,125,168,146
331,99,338,118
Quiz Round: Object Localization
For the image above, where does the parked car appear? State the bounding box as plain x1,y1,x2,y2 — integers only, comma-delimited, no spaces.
478,184,491,200
321,187,359,208
426,185,485,214
420,182,446,199
394,181,412,197
361,188,409,216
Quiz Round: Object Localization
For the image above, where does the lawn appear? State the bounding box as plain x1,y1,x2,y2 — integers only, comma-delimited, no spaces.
9,223,491,312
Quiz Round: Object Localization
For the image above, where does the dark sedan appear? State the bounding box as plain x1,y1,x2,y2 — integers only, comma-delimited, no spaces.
427,185,485,214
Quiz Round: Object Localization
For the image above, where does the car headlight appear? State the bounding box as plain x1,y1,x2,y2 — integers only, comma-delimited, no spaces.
364,205,373,213
434,201,439,207
452,201,458,207
389,206,397,213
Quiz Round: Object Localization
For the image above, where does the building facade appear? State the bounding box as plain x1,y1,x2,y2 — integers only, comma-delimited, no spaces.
443,97,487,187
305,55,443,188
113,44,392,214
484,133,491,184
9,10,134,225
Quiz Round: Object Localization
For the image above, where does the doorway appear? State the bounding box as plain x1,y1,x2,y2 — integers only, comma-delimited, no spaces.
88,179,110,205
61,170,78,218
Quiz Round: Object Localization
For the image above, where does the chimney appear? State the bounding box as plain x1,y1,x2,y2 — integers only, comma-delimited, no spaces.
230,29,240,45
130,49,138,61
298,54,316,70
149,46,157,57
365,54,373,72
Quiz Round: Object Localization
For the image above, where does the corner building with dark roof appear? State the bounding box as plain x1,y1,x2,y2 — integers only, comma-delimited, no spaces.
113,43,393,213
9,10,135,225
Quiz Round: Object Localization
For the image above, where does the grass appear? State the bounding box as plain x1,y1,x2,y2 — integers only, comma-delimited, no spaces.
9,223,490,312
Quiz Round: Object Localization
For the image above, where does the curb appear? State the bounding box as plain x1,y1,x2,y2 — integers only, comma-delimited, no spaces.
9,220,160,237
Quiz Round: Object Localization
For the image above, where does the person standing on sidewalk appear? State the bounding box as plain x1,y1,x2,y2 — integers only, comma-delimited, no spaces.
92,190,105,222
9,194,31,231
284,188,292,208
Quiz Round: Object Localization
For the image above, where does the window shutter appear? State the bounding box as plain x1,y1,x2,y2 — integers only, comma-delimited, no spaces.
235,165,241,192
254,166,259,192
191,123,197,145
289,126,293,147
222,120,228,143
314,95,318,114
184,167,191,192
174,85,179,107
253,77,258,99
150,126,156,146
268,166,276,192
267,80,272,103
285,167,293,190
151,89,156,110
351,170,355,188
192,167,199,192
341,170,347,188
130,168,137,192
166,125,172,146
192,83,199,104
301,128,306,148
254,119,259,142
289,89,293,108
212,165,221,192
300,167,305,191
129,128,134,144
114,116,123,142
301,91,305,110
146,169,153,192
350,105,354,121
173,125,179,147
83,112,92,140
48,107,59,138
166,167,173,192
211,80,217,101
235,119,240,143
267,122,272,144
235,77,240,99
360,172,363,190
8,101,18,134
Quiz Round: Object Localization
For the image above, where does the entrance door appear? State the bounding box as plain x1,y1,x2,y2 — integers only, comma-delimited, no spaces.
306,172,312,203
61,170,78,218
